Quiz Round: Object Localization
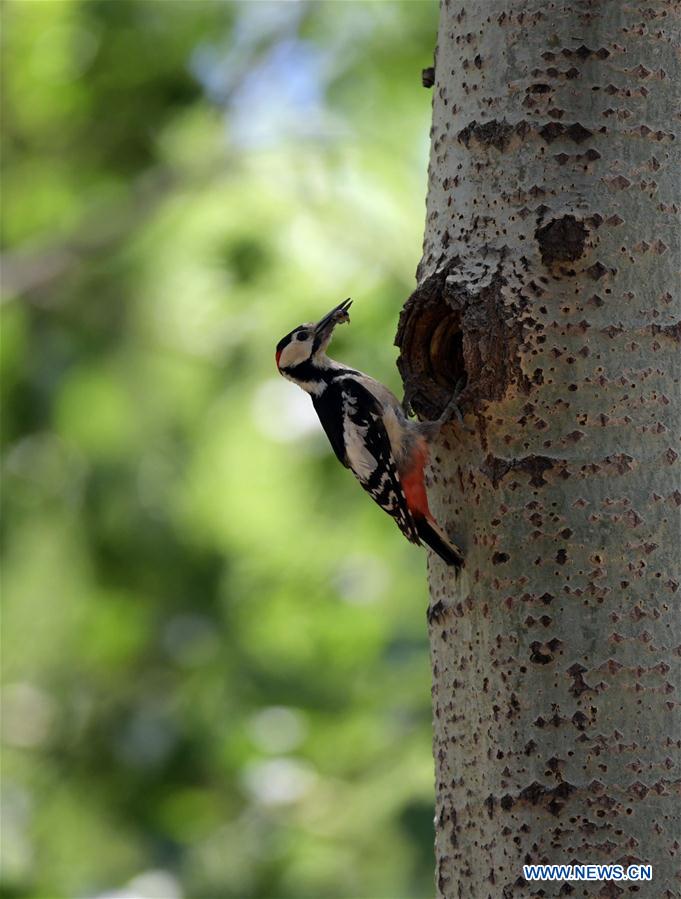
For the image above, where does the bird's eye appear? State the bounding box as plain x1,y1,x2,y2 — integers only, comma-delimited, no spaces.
297,331,309,341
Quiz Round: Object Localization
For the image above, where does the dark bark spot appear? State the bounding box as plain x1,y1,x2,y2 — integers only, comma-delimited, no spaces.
516,455,555,486
519,781,546,804
568,663,591,696
572,710,589,729
548,781,576,815
586,261,608,280
530,642,553,664
566,122,593,143
449,807,458,846
421,66,435,88
535,215,588,265
502,781,576,817
652,321,681,342
427,599,446,624
609,174,631,190
540,121,593,143
480,454,513,487
492,552,510,565
480,453,555,488
604,452,633,473
457,118,527,152
540,121,565,142
627,509,643,528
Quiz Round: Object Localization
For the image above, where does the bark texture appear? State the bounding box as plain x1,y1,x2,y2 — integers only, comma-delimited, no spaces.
396,2,681,896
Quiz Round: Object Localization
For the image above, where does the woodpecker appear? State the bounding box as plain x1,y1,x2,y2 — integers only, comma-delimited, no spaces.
275,299,465,568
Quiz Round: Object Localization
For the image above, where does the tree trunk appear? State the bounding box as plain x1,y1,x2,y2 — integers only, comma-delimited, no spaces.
396,1,680,896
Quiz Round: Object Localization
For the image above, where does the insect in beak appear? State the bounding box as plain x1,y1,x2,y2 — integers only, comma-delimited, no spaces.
314,298,352,337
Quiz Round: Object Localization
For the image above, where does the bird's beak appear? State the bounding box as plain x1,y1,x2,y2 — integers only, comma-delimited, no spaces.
314,298,352,341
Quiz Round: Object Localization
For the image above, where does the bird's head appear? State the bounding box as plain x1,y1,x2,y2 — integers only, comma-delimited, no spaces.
275,298,352,378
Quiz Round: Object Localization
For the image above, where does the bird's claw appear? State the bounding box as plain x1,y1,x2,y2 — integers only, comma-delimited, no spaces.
401,380,418,418
402,392,414,418
437,377,466,426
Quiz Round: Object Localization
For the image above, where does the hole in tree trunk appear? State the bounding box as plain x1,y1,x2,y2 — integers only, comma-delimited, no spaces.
396,281,468,420
396,263,528,420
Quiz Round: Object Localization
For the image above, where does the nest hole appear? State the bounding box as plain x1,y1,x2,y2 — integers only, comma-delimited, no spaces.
396,265,527,420
396,293,468,420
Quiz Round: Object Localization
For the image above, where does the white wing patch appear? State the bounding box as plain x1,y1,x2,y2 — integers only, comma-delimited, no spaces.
342,392,377,479
337,377,420,544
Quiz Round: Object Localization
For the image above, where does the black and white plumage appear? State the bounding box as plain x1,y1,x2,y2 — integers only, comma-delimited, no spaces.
275,299,464,568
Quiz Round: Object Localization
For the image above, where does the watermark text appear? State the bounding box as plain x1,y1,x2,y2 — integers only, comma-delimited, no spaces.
523,864,652,882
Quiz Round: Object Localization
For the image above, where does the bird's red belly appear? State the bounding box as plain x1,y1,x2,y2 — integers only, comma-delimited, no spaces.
401,443,430,519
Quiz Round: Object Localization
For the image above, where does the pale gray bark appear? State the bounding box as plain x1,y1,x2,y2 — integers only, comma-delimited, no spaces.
396,1,681,896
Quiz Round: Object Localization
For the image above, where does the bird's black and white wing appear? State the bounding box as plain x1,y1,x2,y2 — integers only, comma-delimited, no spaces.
337,377,420,544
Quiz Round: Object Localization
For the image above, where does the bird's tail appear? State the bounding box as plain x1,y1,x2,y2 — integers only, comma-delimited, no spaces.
416,517,464,569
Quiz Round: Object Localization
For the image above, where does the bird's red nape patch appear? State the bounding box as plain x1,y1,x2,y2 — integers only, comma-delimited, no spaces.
275,348,282,367
401,442,431,519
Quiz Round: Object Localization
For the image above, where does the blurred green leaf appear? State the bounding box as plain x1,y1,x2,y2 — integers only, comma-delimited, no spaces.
1,2,439,897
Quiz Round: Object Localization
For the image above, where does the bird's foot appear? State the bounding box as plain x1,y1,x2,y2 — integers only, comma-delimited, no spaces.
401,382,417,418
436,377,466,426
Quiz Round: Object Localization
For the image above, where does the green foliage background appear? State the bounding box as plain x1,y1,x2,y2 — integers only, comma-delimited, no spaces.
1,2,440,897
